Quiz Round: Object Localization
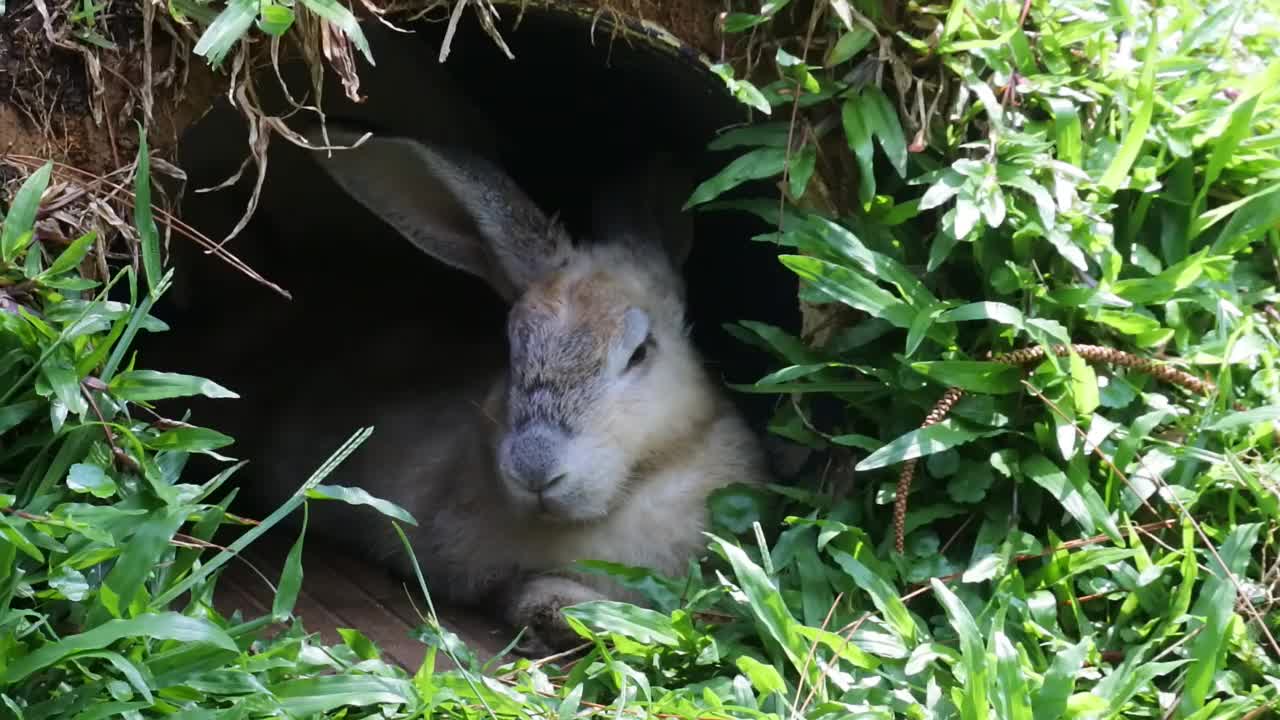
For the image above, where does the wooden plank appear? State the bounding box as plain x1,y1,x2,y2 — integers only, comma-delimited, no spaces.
211,531,513,670
322,550,514,663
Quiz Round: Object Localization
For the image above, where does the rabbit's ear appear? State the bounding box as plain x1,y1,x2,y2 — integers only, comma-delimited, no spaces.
307,124,572,301
591,152,695,269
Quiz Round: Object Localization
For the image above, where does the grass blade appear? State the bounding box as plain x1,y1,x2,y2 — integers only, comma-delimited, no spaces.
931,579,988,720
1032,638,1090,720
1098,26,1158,192
1023,455,1121,542
150,427,373,608
133,127,162,298
829,550,918,644
272,504,307,621
992,632,1032,720
1,613,236,684
708,534,806,670
192,0,255,65
1179,523,1261,715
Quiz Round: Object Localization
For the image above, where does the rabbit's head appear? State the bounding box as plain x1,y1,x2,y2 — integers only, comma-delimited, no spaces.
310,128,717,522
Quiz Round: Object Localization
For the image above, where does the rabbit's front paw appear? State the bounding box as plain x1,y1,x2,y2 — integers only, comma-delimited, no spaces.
507,576,603,657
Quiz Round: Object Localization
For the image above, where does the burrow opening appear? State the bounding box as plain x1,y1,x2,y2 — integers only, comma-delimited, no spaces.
138,7,801,655
152,9,799,470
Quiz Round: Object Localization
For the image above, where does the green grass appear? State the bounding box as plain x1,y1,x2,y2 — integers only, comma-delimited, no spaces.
3,0,1280,716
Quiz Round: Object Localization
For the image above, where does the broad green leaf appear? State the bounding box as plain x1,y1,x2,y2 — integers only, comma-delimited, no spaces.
931,579,988,720
685,148,787,208
147,425,234,452
857,420,998,470
41,361,87,415
1208,405,1280,431
938,301,1024,327
1,162,52,262
905,304,942,357
1180,524,1261,715
1,613,236,684
955,191,981,239
992,632,1032,720
66,463,116,498
297,0,372,63
707,534,806,669
920,170,965,210
977,184,1007,228
710,64,772,114
273,506,306,620
306,484,418,526
192,0,256,65
272,676,415,716
1033,638,1090,720
1110,250,1217,305
797,216,938,306
1099,27,1158,192
861,86,908,177
910,361,1023,394
829,550,917,644
788,143,818,199
97,507,188,619
1067,352,1100,415
1212,183,1280,254
1195,93,1257,207
794,624,880,670
1023,455,1121,542
963,69,1003,127
779,255,915,329
721,12,770,32
134,128,163,298
826,28,874,66
562,601,680,646
0,514,43,561
1093,310,1161,335
109,370,238,403
708,123,790,150
1046,97,1082,166
41,231,97,279
842,96,877,204
77,651,154,702
998,172,1056,229
735,655,787,697
1093,655,1187,715
258,3,295,34
0,400,40,434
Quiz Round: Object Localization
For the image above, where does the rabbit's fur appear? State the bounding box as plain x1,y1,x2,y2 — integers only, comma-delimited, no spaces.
255,126,769,652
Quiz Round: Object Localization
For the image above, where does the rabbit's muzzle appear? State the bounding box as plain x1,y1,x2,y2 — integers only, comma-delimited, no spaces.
496,419,627,523
501,425,569,495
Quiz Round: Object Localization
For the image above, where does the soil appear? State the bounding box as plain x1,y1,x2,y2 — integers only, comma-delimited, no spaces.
0,0,742,179
0,0,212,174
0,2,90,116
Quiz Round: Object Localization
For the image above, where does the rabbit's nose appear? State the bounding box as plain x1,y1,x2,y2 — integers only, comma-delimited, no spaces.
504,430,567,493
531,472,568,494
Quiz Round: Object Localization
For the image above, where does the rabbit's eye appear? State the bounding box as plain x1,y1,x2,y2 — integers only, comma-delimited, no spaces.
625,337,652,372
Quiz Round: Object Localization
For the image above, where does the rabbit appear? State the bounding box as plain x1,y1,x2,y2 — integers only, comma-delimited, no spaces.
242,123,771,654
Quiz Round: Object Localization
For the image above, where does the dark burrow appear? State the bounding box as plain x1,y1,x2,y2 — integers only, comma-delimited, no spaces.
132,6,802,657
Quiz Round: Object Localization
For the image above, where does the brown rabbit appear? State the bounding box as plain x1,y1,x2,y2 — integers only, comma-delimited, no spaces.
247,125,770,653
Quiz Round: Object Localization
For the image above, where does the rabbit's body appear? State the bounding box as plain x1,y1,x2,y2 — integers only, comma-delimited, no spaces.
243,129,769,651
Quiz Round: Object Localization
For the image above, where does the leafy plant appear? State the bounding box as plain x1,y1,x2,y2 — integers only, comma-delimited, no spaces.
673,0,1280,715
0,142,441,717
4,0,1280,717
